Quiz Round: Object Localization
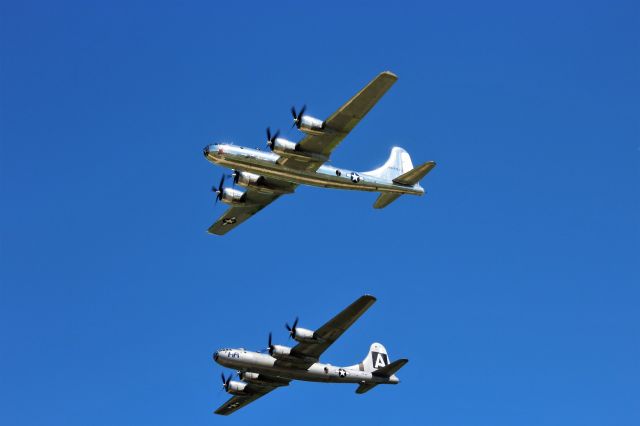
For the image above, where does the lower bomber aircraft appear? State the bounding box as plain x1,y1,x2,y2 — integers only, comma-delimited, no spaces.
213,295,407,415
203,70,436,235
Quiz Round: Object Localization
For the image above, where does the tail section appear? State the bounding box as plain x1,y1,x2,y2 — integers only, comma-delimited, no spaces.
372,359,408,378
367,147,436,209
358,342,391,372
392,161,436,186
364,147,414,181
351,343,408,394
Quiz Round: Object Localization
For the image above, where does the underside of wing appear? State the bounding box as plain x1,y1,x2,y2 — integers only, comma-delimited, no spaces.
277,72,397,172
286,295,377,364
207,182,295,235
296,71,398,159
214,383,282,416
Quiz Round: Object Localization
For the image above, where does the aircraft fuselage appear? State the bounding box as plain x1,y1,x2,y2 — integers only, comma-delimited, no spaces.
213,348,399,385
204,143,423,196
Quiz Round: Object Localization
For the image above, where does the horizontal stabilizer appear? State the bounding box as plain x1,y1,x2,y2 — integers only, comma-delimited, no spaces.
373,193,401,209
393,161,436,186
355,383,378,394
372,358,409,378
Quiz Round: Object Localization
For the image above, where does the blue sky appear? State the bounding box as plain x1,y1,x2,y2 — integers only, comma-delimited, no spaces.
1,1,638,424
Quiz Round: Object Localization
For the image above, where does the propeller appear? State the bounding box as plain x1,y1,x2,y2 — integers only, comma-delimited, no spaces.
266,127,280,150
220,372,232,392
290,105,306,128
229,169,239,185
212,174,225,203
267,332,275,355
285,317,299,340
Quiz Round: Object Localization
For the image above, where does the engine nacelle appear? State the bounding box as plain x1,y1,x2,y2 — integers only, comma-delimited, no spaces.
271,137,300,156
239,371,288,387
235,171,265,188
292,327,316,343
271,137,329,163
270,344,292,359
221,188,246,205
298,115,325,135
226,380,248,395
239,371,260,382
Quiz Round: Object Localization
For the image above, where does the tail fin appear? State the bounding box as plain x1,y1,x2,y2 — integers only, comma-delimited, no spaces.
367,147,436,209
364,147,414,181
356,342,391,372
352,343,407,394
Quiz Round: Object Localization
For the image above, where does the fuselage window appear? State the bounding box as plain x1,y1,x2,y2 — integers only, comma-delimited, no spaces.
335,170,341,177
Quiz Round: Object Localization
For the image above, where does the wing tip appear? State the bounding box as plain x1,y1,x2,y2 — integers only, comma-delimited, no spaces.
380,70,398,80
361,294,377,304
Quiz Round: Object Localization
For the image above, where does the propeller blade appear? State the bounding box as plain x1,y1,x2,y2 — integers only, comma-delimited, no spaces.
290,106,297,120
213,174,225,204
286,317,299,339
298,105,306,119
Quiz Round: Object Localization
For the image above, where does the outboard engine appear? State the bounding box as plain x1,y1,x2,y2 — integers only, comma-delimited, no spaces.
290,327,316,343
297,115,325,135
292,105,325,135
221,373,249,396
285,317,321,344
225,380,248,395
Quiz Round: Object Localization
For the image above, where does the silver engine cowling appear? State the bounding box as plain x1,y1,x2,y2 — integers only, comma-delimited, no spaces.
270,344,292,359
221,188,246,205
226,380,248,395
292,327,316,343
298,115,325,135
238,371,261,382
271,136,328,163
234,171,264,188
271,137,299,156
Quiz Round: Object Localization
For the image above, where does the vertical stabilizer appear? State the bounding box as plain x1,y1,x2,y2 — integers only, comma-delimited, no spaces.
351,342,390,372
364,147,414,181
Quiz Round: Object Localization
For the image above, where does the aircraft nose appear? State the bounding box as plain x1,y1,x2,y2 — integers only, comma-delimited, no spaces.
213,351,219,361
203,145,210,157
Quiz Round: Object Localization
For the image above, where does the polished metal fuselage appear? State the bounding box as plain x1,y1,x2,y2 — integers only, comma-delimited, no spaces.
204,144,423,195
214,348,399,385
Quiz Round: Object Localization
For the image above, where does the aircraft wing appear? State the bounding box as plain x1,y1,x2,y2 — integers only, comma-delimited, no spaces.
207,181,296,235
280,295,377,368
214,381,287,416
279,71,398,171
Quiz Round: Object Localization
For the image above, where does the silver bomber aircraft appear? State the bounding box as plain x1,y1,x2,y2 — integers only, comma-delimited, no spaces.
212,295,407,415
203,71,436,235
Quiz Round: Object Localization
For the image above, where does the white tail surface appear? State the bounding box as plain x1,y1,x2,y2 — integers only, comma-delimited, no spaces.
351,342,390,372
364,147,414,181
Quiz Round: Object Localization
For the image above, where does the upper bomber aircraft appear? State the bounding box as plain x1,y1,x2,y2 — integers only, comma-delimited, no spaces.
203,71,436,235
213,295,407,415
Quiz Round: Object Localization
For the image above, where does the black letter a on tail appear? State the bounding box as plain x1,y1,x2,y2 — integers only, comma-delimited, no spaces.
371,351,388,369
